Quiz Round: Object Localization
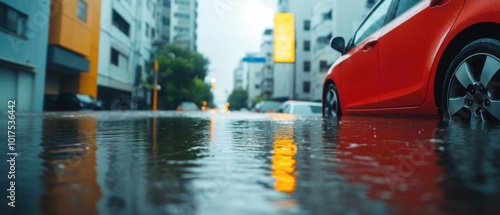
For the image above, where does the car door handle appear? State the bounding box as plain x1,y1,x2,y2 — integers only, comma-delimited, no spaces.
363,40,378,52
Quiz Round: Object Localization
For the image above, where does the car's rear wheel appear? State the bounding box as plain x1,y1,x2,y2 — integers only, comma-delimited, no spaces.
323,83,341,118
442,38,500,121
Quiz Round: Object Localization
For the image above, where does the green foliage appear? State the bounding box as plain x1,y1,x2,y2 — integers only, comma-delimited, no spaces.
227,88,249,110
149,43,214,109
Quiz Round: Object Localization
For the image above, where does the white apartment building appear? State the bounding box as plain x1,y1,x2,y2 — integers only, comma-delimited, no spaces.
310,0,373,101
244,53,266,107
260,29,274,98
274,0,322,101
234,61,244,90
98,0,159,110
168,0,198,50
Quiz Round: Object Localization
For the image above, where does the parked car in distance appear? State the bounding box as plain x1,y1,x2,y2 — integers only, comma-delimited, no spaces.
57,93,102,111
43,94,58,111
322,0,500,121
177,101,199,111
279,101,322,115
253,101,282,113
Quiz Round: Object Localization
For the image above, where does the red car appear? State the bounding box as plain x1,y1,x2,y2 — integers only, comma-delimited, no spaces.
322,0,500,121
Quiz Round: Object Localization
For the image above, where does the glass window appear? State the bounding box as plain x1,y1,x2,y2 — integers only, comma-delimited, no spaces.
304,40,310,51
78,0,87,22
303,81,311,93
353,0,394,45
0,2,28,38
304,61,311,72
395,0,422,17
111,48,119,66
320,60,329,70
112,10,130,36
304,20,310,31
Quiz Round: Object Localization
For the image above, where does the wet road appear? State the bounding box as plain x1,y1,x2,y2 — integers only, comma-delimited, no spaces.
1,111,500,215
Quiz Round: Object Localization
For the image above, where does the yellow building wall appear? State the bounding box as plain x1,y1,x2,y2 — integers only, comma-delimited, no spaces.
48,0,100,97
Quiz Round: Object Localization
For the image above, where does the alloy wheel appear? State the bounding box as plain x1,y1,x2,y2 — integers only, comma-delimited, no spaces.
324,86,339,118
447,53,500,121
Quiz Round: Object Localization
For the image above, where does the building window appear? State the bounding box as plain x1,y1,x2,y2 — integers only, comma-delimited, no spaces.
112,10,130,36
111,48,119,66
145,23,149,37
77,0,87,22
110,48,128,69
303,61,311,72
0,2,28,38
304,40,310,51
304,20,310,31
162,17,170,25
320,60,329,69
151,28,155,39
303,81,311,93
255,84,260,89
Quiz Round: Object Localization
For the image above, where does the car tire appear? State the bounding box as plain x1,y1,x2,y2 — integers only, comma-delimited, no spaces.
441,38,500,121
323,83,341,118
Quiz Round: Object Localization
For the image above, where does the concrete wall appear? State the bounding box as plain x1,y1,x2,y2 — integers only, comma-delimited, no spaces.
0,0,50,112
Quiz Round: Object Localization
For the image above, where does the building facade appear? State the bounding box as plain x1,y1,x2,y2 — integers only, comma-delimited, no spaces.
244,53,266,107
97,0,158,110
260,29,274,98
44,0,102,110
0,0,50,112
233,61,244,90
167,0,198,50
274,0,322,101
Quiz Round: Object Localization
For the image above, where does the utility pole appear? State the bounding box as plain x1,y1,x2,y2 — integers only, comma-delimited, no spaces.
153,60,159,111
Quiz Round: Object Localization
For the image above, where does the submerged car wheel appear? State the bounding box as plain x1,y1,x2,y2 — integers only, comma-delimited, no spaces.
323,83,341,118
442,38,500,121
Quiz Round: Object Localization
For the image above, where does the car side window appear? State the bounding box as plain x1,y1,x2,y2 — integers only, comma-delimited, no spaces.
353,0,394,45
283,104,291,113
394,0,422,17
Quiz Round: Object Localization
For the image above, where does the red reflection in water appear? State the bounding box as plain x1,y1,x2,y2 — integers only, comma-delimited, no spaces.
332,117,446,214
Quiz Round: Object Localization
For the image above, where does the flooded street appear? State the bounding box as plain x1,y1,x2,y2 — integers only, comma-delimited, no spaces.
2,111,500,215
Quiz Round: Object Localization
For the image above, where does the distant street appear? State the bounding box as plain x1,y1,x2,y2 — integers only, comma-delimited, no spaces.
2,111,500,215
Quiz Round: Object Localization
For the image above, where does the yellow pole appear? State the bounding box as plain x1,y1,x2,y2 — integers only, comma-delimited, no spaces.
153,60,159,111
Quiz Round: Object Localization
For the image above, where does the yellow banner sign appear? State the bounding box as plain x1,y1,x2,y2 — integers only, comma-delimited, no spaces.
274,13,295,63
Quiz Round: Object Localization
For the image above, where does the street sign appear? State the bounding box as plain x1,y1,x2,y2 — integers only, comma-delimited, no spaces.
242,57,266,63
274,13,295,63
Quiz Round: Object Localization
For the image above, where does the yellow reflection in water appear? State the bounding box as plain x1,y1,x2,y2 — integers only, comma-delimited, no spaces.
40,117,101,215
271,125,297,194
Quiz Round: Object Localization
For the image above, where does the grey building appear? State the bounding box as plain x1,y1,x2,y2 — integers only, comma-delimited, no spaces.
260,29,274,98
0,0,50,112
274,0,322,101
159,0,198,51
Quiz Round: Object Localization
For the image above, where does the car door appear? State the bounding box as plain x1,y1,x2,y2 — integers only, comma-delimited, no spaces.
340,0,396,110
378,0,465,108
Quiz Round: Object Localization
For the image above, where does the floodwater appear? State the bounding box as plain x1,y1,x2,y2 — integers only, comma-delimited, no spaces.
1,111,500,215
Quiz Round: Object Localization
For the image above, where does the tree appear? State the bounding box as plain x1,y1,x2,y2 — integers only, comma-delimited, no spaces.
147,43,214,110
227,88,249,110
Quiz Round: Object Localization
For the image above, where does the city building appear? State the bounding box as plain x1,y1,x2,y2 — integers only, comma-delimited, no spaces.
0,0,50,112
44,0,102,110
97,0,159,110
233,61,244,90
161,0,198,50
159,0,171,42
260,29,274,98
274,0,322,101
310,0,372,101
243,53,266,107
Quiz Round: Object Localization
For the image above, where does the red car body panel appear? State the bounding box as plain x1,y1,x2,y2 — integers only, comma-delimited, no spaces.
324,0,500,117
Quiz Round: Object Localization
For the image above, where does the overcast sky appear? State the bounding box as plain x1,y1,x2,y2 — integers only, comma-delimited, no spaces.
198,0,277,107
